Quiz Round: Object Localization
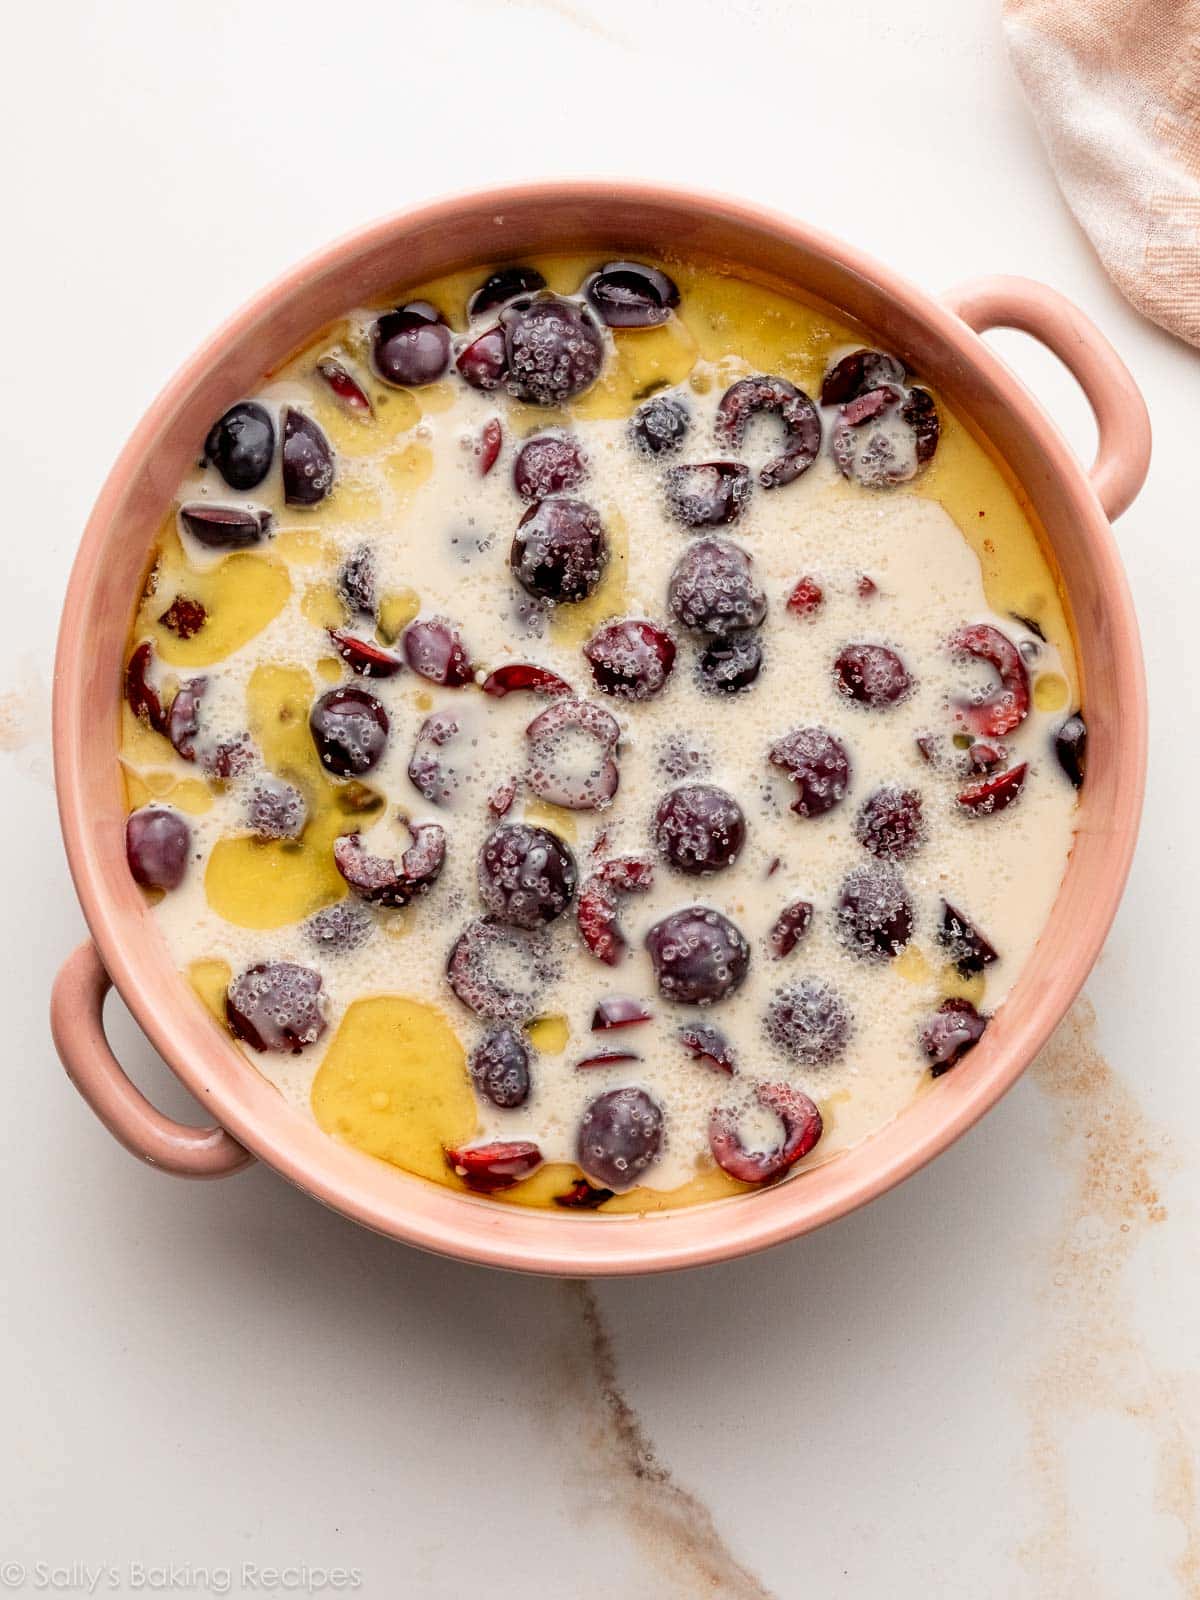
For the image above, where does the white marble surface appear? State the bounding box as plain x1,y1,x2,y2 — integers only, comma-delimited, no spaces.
3,1,1196,1595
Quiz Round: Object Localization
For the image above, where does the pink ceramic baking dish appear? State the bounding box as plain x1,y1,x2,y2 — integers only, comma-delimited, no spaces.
50,181,1150,1275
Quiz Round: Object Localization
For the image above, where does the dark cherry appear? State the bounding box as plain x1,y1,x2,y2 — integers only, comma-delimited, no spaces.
403,618,473,686
281,408,334,506
583,261,679,328
554,1178,615,1209
957,762,1028,816
854,785,925,860
309,685,389,777
709,1082,823,1183
644,906,751,1005
469,1025,532,1109
226,962,326,1054
316,355,372,415
513,433,588,500
769,899,813,957
477,416,503,476
446,918,556,1022
584,619,676,701
575,1050,642,1070
833,643,912,707
576,1086,665,1191
577,856,654,965
664,462,752,528
525,697,621,811
477,822,577,929
501,294,604,405
445,1140,542,1193
125,806,190,891
467,265,547,319
456,325,509,392
921,998,988,1076
407,711,462,806
836,864,914,960
948,623,1031,738
481,662,574,699
653,784,746,876
787,577,823,618
820,348,906,406
667,538,766,635
510,497,609,604
592,995,653,1030
125,642,167,735
204,401,274,491
180,504,271,550
245,777,307,841
769,727,851,817
697,632,763,694
337,545,376,616
764,979,851,1066
304,899,375,955
158,596,207,640
328,629,403,678
831,384,939,486
1055,713,1087,789
372,302,452,388
677,1020,736,1074
166,676,206,762
334,821,446,908
714,376,822,488
938,900,999,976
206,735,254,781
629,392,690,456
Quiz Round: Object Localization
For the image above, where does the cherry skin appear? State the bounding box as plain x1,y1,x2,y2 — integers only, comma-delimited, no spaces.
205,401,274,490
644,906,751,1005
125,806,191,891
584,619,676,701
576,1086,665,1190
653,785,746,876
477,822,578,928
226,962,326,1054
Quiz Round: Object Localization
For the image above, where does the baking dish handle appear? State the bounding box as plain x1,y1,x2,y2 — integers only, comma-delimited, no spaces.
940,275,1151,522
50,940,253,1178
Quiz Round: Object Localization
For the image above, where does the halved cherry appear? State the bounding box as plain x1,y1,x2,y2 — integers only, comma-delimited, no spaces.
713,376,822,488
470,1025,531,1110
957,762,1028,816
786,577,823,618
966,740,1006,774
583,619,676,701
677,1021,736,1073
575,1050,642,1069
948,623,1031,738
525,697,620,810
407,711,462,806
403,618,473,687
921,998,988,1076
158,596,207,640
316,355,373,416
446,918,557,1022
820,349,907,406
576,1086,664,1190
576,855,654,965
477,417,502,476
480,662,574,699
373,302,452,388
769,899,813,957
456,325,508,391
180,504,272,550
709,1082,823,1183
226,962,326,1054
126,806,191,891
554,1178,615,1209
327,629,403,678
664,461,752,527
445,1140,543,1193
281,407,335,506
513,432,588,500
833,643,912,707
333,819,446,908
592,995,653,1030
125,642,167,735
769,727,851,817
468,266,547,319
167,676,207,761
337,545,377,616
584,260,679,328
938,900,998,976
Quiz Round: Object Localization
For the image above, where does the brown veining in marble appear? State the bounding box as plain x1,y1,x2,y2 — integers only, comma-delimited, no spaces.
1022,998,1199,1596
561,1280,775,1600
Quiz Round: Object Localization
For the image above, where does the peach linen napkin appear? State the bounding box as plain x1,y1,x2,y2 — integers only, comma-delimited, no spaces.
1003,0,1200,347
